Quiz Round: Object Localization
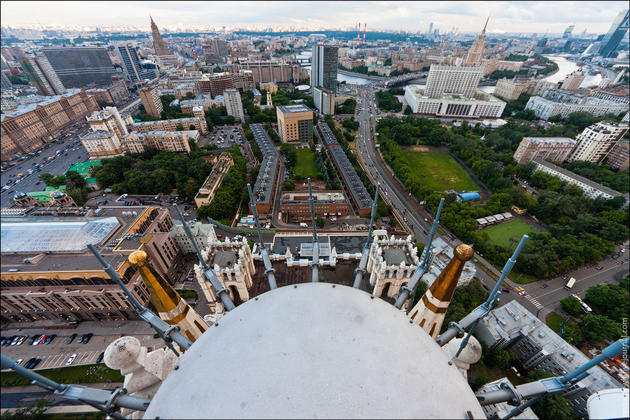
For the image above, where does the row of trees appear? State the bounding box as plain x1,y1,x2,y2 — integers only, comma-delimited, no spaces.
375,89,403,112
196,145,247,223
335,98,356,115
563,161,630,193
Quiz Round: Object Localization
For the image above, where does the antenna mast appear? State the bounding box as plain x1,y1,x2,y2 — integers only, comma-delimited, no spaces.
173,204,236,311
247,183,277,290
307,178,319,282
352,183,380,289
393,198,444,309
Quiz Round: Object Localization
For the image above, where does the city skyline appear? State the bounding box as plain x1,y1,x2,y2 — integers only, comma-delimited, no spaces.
1,1,628,34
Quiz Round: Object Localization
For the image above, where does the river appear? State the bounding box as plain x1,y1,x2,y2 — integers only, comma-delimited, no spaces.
542,55,602,88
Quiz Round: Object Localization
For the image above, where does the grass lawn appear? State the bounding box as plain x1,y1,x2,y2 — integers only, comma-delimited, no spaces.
293,148,322,179
400,151,478,192
546,311,564,333
484,219,540,250
1,363,123,387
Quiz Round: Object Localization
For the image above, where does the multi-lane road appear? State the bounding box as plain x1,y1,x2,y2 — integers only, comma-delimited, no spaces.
353,84,629,318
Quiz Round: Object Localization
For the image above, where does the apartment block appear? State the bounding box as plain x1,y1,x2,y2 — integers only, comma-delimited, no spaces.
128,117,208,134
139,85,163,118
194,152,234,207
313,87,336,116
513,137,576,164
1,89,98,161
525,95,628,120
559,70,585,91
606,138,629,170
223,89,245,122
276,104,313,144
122,130,198,154
493,77,534,102
234,61,305,84
180,98,224,113
19,55,66,96
85,81,129,105
569,121,629,163
405,85,505,119
0,207,180,323
79,131,123,157
86,106,130,141
532,158,629,206
42,46,115,88
280,190,349,222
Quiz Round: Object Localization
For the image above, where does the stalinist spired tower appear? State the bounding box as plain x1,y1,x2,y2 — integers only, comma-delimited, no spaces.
463,17,489,66
128,250,207,342
150,17,171,56
409,244,474,338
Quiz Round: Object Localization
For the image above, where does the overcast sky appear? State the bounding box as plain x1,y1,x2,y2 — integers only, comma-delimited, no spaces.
1,1,627,33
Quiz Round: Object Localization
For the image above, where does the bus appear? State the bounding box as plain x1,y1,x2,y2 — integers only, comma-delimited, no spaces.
564,277,576,290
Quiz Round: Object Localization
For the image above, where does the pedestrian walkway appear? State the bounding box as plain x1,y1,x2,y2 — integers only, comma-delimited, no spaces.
524,293,544,310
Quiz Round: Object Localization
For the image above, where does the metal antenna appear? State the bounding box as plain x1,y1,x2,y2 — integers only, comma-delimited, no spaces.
247,183,277,289
352,183,380,289
88,244,191,356
307,178,319,283
173,204,235,311
436,235,528,347
475,338,629,415
394,198,444,309
2,354,151,417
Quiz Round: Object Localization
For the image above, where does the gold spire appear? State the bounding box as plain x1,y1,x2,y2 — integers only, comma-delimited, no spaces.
428,244,473,302
482,16,490,34
129,250,208,342
408,244,474,338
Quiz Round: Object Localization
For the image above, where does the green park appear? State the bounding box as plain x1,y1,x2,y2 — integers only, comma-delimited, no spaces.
401,150,478,192
293,148,322,180
483,219,541,250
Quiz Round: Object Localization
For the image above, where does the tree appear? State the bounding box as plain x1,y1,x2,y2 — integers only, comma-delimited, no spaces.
184,92,196,100
560,297,583,317
526,370,575,420
316,216,325,229
176,123,184,131
579,314,623,342
404,106,412,115
483,348,512,369
225,115,236,124
2,398,51,419
584,284,629,322
189,124,196,130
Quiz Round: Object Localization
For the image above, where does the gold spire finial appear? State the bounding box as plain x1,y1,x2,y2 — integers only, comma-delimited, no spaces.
483,16,490,33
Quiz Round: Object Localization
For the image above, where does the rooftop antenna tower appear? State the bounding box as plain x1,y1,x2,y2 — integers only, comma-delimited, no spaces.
352,183,380,289
173,204,236,311
393,198,445,309
88,244,192,355
363,24,367,43
307,178,319,283
436,234,528,348
357,22,361,42
247,183,277,290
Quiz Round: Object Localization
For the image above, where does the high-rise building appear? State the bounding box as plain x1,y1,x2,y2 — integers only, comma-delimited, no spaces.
86,106,129,142
563,24,575,39
606,138,630,170
150,16,172,56
235,61,305,84
122,130,197,154
276,105,313,144
223,89,245,122
139,86,164,118
311,44,338,93
424,64,483,99
1,71,12,91
463,17,488,66
569,121,629,163
41,47,115,88
560,70,585,91
598,9,629,58
19,55,66,96
512,137,576,164
312,86,336,115
117,44,157,83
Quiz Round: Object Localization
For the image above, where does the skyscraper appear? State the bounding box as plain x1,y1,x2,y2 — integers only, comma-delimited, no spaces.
311,44,338,93
223,89,245,122
41,47,115,88
598,9,629,58
463,17,488,66
563,24,575,39
1,71,12,91
150,16,172,56
569,121,629,163
19,55,66,95
424,64,483,98
117,44,157,83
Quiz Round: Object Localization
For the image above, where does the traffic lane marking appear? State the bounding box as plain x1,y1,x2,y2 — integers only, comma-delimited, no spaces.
530,263,626,300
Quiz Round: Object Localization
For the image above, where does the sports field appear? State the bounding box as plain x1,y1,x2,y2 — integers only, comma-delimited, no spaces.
293,148,322,179
484,219,539,249
402,151,478,192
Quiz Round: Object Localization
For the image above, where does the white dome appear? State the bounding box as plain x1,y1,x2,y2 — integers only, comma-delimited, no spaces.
104,336,142,369
445,336,482,365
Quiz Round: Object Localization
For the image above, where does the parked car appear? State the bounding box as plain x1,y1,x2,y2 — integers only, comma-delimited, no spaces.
66,354,77,366
66,333,77,344
24,358,37,368
96,352,105,364
28,335,40,345
82,333,93,344
45,334,57,344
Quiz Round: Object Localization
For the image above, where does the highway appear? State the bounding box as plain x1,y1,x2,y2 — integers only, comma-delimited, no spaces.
353,83,629,319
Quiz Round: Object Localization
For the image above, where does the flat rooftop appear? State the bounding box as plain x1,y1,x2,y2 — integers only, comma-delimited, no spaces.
272,234,366,256
406,85,504,103
317,121,339,146
250,124,279,206
328,145,373,210
523,137,576,145
278,104,312,114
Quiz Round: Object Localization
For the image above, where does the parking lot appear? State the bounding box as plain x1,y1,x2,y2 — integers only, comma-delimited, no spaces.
202,124,244,151
1,332,163,371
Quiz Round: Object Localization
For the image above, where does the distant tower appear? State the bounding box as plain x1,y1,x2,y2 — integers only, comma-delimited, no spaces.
463,17,489,66
129,250,208,343
408,244,474,338
150,16,171,56
598,9,629,58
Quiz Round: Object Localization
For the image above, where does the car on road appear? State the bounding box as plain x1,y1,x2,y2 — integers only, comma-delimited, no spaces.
66,333,77,344
596,266,603,270
66,354,77,366
502,288,510,293
541,283,549,288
